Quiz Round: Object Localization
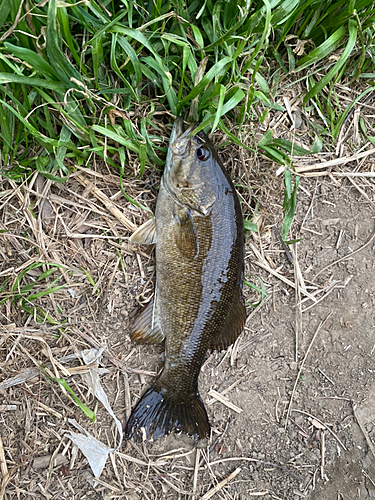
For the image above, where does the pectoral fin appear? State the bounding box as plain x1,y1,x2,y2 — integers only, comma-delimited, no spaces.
174,210,199,260
130,299,164,344
129,218,156,245
209,297,246,351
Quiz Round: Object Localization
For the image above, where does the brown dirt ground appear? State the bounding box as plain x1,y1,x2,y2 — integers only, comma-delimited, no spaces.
1,101,375,500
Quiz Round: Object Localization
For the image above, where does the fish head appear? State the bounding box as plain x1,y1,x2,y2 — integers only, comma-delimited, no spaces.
164,118,227,215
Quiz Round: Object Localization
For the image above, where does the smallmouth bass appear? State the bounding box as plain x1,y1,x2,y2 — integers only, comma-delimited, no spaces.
125,118,246,441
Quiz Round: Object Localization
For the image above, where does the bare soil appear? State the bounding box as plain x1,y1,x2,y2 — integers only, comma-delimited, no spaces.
1,115,375,499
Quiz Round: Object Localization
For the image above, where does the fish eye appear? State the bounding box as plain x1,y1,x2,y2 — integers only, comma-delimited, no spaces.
196,147,210,161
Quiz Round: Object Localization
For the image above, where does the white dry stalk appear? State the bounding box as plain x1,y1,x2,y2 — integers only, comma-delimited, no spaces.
294,147,375,173
302,282,339,313
320,430,325,480
292,244,303,363
191,448,200,500
76,174,137,231
208,389,243,414
200,467,241,500
293,409,347,451
333,172,375,178
345,175,375,210
250,242,317,302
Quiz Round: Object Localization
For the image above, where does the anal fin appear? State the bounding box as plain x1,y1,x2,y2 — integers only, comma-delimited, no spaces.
210,297,246,351
130,299,165,344
130,218,156,245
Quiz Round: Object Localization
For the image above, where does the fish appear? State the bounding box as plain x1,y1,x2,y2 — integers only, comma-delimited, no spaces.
125,118,246,441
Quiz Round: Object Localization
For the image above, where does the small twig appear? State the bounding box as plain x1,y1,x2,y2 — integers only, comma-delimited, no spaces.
293,243,302,363
313,229,375,279
0,436,8,480
271,95,303,131
292,409,347,451
0,436,15,500
123,372,132,420
207,390,242,414
285,313,332,428
0,471,12,500
317,396,352,402
0,232,45,254
76,174,137,231
333,171,375,178
207,375,249,405
198,421,230,469
150,464,189,495
45,442,62,491
32,454,68,470
37,401,63,419
200,467,241,500
0,0,25,41
302,282,339,313
288,417,310,438
318,369,335,386
208,457,300,481
363,470,375,488
320,430,325,480
136,253,145,279
301,179,318,229
346,175,375,210
116,451,154,467
192,449,200,500
335,229,345,249
250,244,317,302
353,404,375,459
294,147,375,173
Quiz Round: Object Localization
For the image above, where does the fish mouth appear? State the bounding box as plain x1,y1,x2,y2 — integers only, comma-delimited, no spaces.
170,117,185,143
165,118,198,174
171,118,197,143
171,119,198,158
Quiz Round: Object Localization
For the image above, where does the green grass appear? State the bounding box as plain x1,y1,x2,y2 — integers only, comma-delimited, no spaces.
0,262,66,324
244,276,267,307
43,368,96,421
1,0,374,228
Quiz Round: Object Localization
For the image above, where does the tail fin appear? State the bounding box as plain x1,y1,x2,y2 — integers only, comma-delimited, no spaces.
124,384,210,441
